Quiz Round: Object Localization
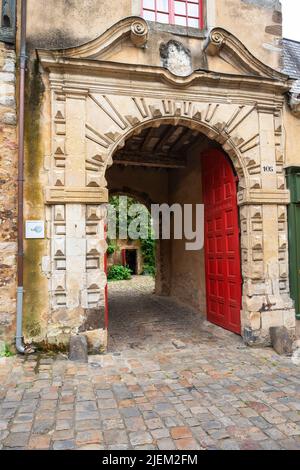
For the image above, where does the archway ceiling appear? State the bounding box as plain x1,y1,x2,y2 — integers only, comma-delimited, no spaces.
113,123,211,169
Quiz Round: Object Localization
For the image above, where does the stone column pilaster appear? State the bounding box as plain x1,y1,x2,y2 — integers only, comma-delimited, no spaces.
240,108,295,345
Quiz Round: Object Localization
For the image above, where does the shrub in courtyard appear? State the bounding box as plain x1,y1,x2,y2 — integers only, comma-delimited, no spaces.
107,264,132,281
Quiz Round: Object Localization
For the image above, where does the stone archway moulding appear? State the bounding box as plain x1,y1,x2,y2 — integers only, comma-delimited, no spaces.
37,17,295,345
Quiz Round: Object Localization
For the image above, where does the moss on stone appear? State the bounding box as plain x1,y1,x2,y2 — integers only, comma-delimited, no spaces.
23,58,46,339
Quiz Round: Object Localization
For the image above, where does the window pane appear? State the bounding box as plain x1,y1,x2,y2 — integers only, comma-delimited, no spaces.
175,15,187,26
174,1,186,15
143,0,155,9
188,3,199,17
157,12,169,23
144,10,156,21
188,17,199,28
157,0,169,12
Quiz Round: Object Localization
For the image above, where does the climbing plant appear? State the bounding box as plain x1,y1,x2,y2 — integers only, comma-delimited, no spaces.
141,238,156,277
106,238,118,256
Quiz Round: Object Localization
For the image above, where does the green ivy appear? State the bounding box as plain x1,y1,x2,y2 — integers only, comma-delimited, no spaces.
106,237,119,256
107,245,115,255
143,263,156,277
141,238,156,277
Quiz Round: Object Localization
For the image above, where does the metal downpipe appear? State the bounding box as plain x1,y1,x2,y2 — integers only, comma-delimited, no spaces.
16,0,28,354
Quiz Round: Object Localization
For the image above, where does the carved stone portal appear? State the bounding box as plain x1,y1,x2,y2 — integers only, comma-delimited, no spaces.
35,19,295,349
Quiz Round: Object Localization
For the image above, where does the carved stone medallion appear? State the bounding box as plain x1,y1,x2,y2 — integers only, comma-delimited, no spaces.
160,40,192,77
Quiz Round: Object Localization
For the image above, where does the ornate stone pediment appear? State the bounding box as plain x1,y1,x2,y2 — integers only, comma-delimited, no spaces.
205,28,288,81
37,17,292,87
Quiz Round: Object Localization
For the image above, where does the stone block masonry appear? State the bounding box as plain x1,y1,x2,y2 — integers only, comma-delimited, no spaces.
0,42,17,345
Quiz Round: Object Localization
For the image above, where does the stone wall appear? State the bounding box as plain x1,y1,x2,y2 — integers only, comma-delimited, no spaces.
215,0,282,70
169,148,206,313
0,41,17,345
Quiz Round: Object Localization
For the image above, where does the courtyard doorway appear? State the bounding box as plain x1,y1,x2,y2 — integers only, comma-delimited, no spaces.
123,249,138,275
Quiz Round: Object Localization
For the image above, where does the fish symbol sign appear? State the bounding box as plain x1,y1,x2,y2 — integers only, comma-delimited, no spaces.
25,221,45,239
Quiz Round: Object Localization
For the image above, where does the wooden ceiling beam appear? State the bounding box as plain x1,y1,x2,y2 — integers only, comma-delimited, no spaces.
152,126,178,152
113,151,187,169
141,126,160,151
113,160,186,169
170,128,196,153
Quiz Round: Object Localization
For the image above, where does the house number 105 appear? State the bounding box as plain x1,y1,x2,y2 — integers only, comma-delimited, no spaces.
263,165,275,173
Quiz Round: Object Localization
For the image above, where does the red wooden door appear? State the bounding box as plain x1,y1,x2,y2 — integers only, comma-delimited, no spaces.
121,249,126,266
202,149,242,334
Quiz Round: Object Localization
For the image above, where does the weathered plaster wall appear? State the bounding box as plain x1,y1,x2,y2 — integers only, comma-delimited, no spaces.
106,165,169,205
0,42,17,345
23,60,49,344
215,0,282,70
169,148,206,313
284,104,300,166
26,0,133,49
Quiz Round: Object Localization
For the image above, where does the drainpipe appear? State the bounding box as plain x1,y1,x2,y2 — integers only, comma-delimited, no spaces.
16,0,27,354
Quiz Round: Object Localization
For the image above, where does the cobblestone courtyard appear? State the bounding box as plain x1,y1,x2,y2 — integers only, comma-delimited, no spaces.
0,277,300,450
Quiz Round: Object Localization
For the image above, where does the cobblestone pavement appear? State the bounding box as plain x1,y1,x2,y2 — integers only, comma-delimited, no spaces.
1,276,300,450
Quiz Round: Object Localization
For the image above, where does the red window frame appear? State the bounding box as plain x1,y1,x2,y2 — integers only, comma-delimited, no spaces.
142,0,204,29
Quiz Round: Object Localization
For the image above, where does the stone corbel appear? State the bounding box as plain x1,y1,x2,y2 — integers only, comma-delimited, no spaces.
130,19,148,48
204,29,226,57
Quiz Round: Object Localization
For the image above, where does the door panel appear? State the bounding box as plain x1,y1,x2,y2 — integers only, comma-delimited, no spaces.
286,168,300,320
202,149,242,334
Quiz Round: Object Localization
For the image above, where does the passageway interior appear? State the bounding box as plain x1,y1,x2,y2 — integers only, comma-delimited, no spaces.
108,275,237,353
106,122,241,348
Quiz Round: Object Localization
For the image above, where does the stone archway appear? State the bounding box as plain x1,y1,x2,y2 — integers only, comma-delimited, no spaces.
106,118,245,324
106,121,244,335
42,96,294,349
35,21,295,349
